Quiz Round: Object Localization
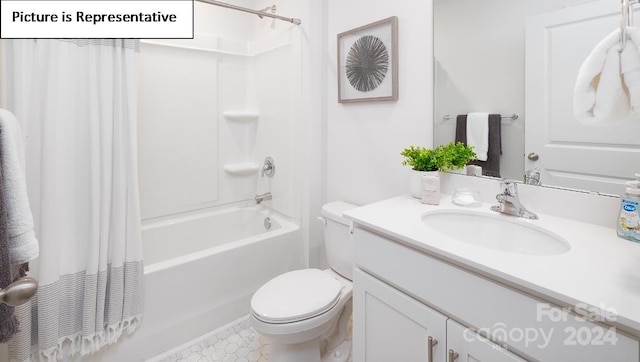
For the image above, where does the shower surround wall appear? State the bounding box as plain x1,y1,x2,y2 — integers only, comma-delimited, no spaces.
138,12,302,220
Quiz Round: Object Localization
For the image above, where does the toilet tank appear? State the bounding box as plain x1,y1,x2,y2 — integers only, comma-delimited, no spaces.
322,201,359,280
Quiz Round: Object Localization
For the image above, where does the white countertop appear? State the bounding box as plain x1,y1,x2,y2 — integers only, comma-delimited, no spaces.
343,194,640,336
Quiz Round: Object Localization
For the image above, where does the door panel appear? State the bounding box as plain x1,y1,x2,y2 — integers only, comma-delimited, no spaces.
352,269,447,362
525,0,640,194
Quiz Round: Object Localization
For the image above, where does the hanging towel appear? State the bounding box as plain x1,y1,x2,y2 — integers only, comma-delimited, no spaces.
465,112,490,161
574,27,640,123
0,140,20,343
455,114,502,177
0,109,39,266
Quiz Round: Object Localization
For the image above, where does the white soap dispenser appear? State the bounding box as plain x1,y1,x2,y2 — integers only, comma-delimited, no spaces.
617,186,640,243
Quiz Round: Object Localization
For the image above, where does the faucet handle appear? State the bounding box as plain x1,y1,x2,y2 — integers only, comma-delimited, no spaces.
500,179,518,195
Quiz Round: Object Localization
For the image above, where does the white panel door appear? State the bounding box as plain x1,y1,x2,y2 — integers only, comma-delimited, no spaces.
447,319,526,362
352,269,447,362
525,0,640,195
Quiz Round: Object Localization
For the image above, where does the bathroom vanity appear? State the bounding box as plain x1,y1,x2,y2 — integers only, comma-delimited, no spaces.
345,195,640,362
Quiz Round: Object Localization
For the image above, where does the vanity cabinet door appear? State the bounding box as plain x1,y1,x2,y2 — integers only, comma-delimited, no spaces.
447,320,526,362
353,268,447,362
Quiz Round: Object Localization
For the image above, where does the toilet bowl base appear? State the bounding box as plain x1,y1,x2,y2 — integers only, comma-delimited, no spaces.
321,340,351,362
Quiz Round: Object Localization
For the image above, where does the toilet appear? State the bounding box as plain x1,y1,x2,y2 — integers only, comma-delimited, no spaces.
250,201,358,362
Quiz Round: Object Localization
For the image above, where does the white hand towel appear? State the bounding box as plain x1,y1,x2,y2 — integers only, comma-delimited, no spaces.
466,112,489,161
0,109,39,265
621,33,640,112
574,27,640,124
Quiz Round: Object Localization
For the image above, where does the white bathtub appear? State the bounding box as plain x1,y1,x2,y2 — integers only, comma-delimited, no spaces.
91,204,304,361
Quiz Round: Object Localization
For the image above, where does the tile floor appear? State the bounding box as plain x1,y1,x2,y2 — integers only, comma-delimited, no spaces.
148,316,353,362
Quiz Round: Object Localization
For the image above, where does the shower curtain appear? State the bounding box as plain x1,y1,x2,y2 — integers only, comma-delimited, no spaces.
3,39,144,361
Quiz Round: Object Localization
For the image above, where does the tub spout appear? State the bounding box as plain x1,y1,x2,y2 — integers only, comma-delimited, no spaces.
255,192,272,204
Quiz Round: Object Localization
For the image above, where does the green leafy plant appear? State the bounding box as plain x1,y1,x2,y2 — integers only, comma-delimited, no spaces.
401,142,477,172
400,146,441,172
441,142,477,171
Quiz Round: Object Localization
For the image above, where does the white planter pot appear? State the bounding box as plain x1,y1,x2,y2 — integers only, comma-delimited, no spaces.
409,170,439,198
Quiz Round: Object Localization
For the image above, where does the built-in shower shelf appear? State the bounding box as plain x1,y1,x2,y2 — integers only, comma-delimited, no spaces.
223,111,259,123
224,162,260,176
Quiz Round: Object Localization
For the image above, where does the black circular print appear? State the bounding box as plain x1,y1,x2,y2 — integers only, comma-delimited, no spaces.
346,35,389,92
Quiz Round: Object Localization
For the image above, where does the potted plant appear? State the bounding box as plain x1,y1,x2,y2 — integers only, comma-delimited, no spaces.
401,142,477,198
401,145,441,198
440,141,477,173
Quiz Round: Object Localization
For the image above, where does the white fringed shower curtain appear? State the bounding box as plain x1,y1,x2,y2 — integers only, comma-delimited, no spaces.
3,39,144,361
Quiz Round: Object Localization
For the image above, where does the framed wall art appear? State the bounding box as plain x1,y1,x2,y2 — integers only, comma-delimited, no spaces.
337,16,398,103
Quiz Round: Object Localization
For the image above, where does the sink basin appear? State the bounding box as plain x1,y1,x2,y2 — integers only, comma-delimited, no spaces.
421,210,570,255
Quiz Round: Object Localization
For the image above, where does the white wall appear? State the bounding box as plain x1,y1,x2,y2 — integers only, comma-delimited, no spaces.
433,0,598,180
304,1,328,269
325,0,434,206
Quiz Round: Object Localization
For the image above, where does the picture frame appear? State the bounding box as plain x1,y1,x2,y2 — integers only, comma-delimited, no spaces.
337,16,398,103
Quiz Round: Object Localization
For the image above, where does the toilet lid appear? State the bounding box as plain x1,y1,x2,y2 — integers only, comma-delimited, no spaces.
251,269,343,323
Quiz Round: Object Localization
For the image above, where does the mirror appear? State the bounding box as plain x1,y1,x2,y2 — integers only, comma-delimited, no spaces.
434,0,640,196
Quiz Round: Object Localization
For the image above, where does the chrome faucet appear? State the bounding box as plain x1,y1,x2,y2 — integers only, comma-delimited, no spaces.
255,192,272,204
490,180,538,220
523,167,541,186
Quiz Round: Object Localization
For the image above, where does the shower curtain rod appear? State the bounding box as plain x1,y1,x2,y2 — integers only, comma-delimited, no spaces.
196,0,301,25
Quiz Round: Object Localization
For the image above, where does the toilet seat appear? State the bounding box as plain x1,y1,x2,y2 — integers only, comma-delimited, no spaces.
251,269,343,324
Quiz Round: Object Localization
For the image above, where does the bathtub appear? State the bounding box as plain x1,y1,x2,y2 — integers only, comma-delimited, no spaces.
92,203,304,361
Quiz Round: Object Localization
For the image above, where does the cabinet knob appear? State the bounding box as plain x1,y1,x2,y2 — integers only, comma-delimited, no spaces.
427,336,438,362
448,349,459,362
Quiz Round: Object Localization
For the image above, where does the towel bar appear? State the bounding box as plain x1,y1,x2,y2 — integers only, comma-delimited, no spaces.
0,277,37,306
442,113,519,122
